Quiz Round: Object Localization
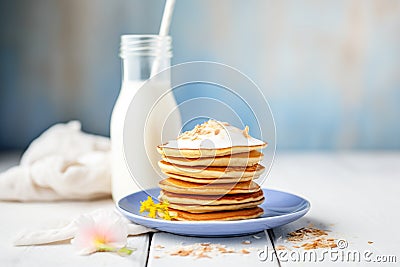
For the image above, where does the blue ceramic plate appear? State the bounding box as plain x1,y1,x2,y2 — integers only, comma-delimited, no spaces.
117,188,310,237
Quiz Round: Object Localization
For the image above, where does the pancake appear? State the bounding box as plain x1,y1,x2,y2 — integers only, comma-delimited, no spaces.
157,120,267,159
167,198,264,213
162,150,263,167
164,172,256,184
158,178,260,195
158,160,265,179
159,189,265,205
157,144,266,159
166,207,264,221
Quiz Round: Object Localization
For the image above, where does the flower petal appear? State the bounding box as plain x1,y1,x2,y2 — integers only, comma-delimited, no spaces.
71,209,129,255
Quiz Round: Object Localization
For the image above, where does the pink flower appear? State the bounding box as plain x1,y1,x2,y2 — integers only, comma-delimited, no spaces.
71,210,133,255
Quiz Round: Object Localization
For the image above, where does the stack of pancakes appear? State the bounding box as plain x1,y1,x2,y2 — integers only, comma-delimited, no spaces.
156,120,267,221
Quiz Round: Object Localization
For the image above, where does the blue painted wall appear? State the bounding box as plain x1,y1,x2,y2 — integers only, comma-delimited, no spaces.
0,0,399,150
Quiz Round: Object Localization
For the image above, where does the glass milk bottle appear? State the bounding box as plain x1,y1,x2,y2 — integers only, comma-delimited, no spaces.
111,35,181,202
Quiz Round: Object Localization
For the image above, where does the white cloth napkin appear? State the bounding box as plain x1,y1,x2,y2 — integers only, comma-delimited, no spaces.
13,208,157,246
0,121,111,201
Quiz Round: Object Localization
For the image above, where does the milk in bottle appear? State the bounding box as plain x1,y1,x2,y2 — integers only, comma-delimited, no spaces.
111,35,181,202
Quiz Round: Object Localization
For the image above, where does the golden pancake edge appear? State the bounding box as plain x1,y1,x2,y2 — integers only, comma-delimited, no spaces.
157,143,267,159
158,160,265,179
159,189,264,206
161,150,264,167
159,178,260,195
167,207,264,221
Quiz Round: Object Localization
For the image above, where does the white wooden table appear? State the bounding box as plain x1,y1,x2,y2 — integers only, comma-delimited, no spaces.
1,152,399,266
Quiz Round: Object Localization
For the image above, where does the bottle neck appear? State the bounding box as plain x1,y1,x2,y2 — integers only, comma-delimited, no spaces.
120,35,172,82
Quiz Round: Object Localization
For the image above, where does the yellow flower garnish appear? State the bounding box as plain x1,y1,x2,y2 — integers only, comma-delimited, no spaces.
139,196,174,220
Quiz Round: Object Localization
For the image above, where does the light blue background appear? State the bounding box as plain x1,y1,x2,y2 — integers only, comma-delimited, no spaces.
0,0,399,150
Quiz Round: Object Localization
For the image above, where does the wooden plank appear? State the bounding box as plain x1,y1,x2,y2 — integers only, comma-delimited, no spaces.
266,152,400,266
148,231,279,267
0,153,150,267
0,199,151,267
